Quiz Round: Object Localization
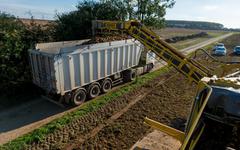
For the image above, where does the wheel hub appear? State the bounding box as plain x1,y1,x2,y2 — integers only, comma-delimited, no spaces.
92,87,98,95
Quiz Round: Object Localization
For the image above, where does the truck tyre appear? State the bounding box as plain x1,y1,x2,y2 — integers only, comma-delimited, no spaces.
88,83,100,99
131,71,136,80
147,63,154,72
101,79,112,93
123,69,136,82
72,88,86,106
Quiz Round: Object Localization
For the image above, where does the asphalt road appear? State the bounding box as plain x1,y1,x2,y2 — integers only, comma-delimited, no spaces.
0,32,233,145
181,33,233,54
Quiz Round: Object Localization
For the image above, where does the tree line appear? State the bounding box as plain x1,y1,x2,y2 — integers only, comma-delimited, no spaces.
166,20,224,30
166,20,240,32
55,0,175,41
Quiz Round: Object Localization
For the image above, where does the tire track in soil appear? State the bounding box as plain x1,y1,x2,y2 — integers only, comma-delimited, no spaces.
74,73,196,150
27,69,176,150
64,72,179,150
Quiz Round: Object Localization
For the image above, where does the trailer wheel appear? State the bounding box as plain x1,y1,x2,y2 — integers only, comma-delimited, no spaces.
101,79,112,93
123,69,136,82
72,88,86,106
131,71,136,80
88,83,100,99
147,63,154,72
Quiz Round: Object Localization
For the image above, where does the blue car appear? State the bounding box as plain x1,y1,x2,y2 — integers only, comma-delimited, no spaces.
233,46,240,55
214,47,227,56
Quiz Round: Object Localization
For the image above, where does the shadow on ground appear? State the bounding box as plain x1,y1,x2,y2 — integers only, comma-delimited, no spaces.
0,98,68,133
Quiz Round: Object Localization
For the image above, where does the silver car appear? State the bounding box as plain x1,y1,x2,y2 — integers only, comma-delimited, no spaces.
213,43,227,56
214,47,227,56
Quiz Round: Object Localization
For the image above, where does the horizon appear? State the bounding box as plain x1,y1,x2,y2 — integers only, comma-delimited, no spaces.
1,0,239,29
18,18,232,29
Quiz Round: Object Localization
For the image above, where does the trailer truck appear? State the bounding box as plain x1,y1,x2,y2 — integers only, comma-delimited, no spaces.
29,39,154,106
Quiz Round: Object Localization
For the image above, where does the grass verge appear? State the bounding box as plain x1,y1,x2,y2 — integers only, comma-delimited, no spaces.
0,67,170,150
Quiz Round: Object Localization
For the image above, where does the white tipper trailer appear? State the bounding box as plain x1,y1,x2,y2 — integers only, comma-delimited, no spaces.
29,39,154,106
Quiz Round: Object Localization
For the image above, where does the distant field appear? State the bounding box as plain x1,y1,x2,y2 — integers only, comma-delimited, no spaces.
154,27,228,49
19,18,52,26
154,27,227,39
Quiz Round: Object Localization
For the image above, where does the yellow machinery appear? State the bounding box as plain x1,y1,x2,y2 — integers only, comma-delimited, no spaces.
92,20,240,149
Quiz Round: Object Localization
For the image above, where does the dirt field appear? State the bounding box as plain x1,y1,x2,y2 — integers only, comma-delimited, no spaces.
155,27,227,49
21,34,240,150
26,68,194,150
154,27,226,39
77,73,195,150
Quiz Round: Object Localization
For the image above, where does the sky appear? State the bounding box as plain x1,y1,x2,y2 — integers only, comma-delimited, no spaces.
165,0,240,28
0,0,239,28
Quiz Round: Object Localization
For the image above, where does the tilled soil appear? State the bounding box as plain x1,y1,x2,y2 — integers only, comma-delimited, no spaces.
27,69,177,150
77,74,195,150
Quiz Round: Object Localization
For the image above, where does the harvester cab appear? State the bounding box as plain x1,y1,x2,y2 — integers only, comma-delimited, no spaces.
92,20,240,150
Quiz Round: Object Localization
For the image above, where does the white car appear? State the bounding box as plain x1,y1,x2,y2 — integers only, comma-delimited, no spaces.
214,47,227,56
213,43,227,56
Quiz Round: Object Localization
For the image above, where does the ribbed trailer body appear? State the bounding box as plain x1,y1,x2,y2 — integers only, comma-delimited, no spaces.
29,39,143,95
